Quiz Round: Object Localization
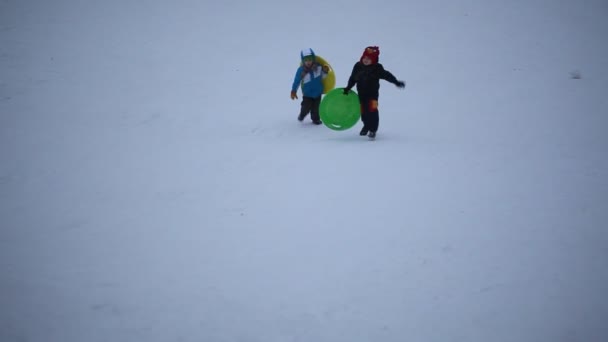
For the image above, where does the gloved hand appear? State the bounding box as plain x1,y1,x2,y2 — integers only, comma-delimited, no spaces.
395,80,406,88
322,64,330,73
343,88,350,95
290,91,298,100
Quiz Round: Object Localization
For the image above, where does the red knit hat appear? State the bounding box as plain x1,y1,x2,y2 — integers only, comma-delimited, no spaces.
361,46,379,64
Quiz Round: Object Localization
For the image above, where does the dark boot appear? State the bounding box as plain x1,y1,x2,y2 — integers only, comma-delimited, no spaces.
359,127,369,136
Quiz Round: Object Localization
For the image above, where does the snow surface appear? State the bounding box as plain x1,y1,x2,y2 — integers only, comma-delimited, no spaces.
1,1,608,341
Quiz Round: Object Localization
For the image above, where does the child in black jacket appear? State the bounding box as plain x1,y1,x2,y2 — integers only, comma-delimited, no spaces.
343,46,405,138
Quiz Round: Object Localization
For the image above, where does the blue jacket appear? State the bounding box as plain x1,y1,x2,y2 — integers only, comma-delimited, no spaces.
292,63,326,98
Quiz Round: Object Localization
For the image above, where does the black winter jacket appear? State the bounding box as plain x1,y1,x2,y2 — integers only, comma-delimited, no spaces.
345,62,399,99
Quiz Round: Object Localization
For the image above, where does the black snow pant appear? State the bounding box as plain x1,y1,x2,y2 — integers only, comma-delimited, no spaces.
299,96,321,122
359,97,379,132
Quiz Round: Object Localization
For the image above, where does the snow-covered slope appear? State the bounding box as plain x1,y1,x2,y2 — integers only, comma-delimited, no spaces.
1,1,607,341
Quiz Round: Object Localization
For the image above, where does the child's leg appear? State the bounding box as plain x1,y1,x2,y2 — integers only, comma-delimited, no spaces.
298,97,313,120
310,96,322,122
360,98,379,130
366,99,379,132
359,103,369,135
359,100,369,129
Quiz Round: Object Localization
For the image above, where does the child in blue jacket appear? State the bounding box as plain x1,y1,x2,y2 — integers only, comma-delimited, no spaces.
291,48,329,124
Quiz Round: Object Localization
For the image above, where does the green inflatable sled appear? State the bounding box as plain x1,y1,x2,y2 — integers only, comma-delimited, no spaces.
319,88,361,131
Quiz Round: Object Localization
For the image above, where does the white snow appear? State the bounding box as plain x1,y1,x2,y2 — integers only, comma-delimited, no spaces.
1,1,607,341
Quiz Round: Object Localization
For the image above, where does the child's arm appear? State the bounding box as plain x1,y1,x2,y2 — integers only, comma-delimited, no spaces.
292,67,304,92
344,63,359,93
380,66,406,88
291,67,304,99
321,64,330,78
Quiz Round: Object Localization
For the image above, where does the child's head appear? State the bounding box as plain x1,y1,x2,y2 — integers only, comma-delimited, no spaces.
360,46,379,65
301,48,316,66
